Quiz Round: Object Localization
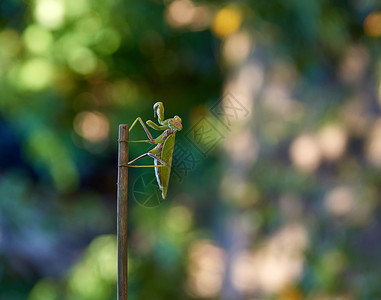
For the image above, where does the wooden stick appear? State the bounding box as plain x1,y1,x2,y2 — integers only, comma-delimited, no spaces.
117,124,129,300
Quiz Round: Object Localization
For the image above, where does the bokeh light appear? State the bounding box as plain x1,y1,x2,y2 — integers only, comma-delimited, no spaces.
364,11,381,37
74,111,110,143
223,31,252,65
232,224,308,295
212,6,242,39
324,185,355,217
18,58,54,90
68,235,117,300
232,251,257,293
166,205,193,232
23,25,53,54
338,45,369,84
165,0,196,28
365,118,381,167
34,0,65,29
187,240,226,298
224,129,258,166
94,28,121,55
165,0,211,31
317,124,347,161
29,279,59,300
68,47,98,75
290,134,321,173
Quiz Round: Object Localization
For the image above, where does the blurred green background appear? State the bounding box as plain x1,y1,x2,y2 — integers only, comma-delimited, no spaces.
1,0,381,299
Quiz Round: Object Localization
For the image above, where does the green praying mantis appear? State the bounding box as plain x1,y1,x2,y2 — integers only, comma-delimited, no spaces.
127,102,182,199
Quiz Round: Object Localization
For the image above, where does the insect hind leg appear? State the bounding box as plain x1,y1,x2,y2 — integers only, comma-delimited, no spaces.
147,153,167,166
127,153,149,165
126,152,167,167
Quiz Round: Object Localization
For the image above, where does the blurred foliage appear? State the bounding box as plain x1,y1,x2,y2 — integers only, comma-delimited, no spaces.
1,0,381,299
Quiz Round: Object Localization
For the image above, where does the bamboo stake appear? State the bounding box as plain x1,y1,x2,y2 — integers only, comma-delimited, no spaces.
117,124,129,300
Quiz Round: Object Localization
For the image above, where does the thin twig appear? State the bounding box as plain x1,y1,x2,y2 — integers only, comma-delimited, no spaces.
117,124,129,300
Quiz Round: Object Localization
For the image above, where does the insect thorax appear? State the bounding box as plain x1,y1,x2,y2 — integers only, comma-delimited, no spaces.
149,129,173,156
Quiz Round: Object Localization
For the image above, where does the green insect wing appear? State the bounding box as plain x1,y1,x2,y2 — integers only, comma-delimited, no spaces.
158,133,175,199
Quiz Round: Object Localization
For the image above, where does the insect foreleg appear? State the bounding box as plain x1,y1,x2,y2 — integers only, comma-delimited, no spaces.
153,102,165,124
146,120,168,131
129,117,155,142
